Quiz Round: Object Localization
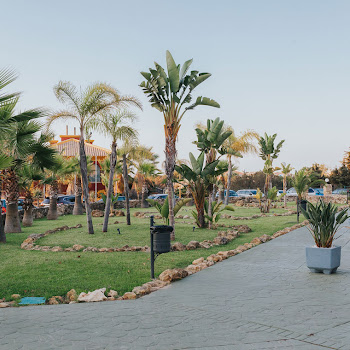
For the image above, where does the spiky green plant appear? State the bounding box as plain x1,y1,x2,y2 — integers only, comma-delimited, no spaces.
301,200,349,248
146,197,191,225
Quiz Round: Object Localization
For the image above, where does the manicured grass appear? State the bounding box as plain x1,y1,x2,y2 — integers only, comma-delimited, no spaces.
0,205,298,301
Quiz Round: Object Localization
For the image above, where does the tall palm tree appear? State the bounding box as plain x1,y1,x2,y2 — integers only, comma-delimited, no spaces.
223,128,259,205
140,50,220,237
118,140,154,225
281,163,293,208
91,110,139,232
258,133,285,195
47,81,142,234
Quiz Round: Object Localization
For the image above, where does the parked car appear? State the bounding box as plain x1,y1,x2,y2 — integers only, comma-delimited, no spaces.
308,188,323,196
286,187,324,197
215,190,238,198
1,199,24,213
41,195,76,207
277,190,284,197
332,188,348,195
96,195,126,204
147,194,179,200
236,189,258,198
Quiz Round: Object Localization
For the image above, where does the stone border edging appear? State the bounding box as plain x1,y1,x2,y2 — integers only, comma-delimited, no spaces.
20,225,253,253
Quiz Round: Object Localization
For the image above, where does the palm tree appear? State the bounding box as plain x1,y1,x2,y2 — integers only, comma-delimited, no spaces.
91,110,139,232
17,165,44,227
281,163,293,208
118,140,154,225
44,156,75,220
47,81,142,234
140,50,220,236
223,128,259,205
2,119,56,233
258,133,285,195
134,162,160,208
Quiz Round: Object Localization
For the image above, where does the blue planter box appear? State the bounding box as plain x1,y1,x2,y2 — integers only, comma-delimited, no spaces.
306,246,341,274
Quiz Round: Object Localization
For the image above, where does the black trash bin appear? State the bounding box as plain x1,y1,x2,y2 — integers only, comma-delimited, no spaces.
299,199,307,212
151,225,173,254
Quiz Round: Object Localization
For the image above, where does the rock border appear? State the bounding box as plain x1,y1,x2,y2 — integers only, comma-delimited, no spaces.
20,225,253,253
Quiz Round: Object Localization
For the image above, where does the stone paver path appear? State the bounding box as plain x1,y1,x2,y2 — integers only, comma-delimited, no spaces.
2,222,350,349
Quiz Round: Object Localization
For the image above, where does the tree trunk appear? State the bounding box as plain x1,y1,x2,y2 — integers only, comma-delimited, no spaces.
218,188,224,203
73,176,84,215
186,186,193,206
103,141,117,232
4,169,21,233
22,190,34,227
283,176,287,208
225,157,232,205
123,154,131,225
165,136,176,240
141,183,149,208
208,186,214,229
192,182,206,228
79,130,94,234
0,177,5,243
47,180,58,220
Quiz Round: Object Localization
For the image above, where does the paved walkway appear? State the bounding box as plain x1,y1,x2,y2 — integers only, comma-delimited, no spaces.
2,222,350,350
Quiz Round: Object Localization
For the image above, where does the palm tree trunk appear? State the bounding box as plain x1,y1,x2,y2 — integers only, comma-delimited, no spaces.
0,177,5,243
186,186,193,206
225,157,232,205
218,188,224,202
22,190,34,227
283,176,287,208
165,136,176,240
123,154,131,225
208,186,214,229
73,176,83,215
47,180,58,220
192,182,206,228
4,169,21,233
103,141,117,232
141,183,149,208
79,131,94,234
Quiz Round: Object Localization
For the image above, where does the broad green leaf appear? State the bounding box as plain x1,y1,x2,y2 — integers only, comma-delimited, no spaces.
161,196,169,220
166,50,179,93
179,59,193,80
189,73,211,91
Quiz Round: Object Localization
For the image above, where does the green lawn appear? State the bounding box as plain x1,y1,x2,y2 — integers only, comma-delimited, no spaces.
0,205,298,301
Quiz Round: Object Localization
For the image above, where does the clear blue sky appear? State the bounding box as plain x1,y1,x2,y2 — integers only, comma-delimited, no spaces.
2,0,350,172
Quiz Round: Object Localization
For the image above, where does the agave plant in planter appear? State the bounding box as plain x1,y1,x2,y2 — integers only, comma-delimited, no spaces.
301,200,349,274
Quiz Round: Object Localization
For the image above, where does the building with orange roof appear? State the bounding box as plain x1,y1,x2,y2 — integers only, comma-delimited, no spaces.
49,126,111,196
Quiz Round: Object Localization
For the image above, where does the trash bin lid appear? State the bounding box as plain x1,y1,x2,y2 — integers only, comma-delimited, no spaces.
151,225,173,233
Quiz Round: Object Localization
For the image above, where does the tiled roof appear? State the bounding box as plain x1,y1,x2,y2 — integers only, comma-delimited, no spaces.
52,139,110,158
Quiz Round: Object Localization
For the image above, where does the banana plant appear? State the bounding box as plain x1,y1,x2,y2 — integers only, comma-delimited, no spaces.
204,200,235,227
146,196,191,225
101,193,119,211
140,51,220,238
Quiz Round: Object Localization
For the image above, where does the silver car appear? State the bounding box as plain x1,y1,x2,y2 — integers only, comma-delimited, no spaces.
236,189,258,198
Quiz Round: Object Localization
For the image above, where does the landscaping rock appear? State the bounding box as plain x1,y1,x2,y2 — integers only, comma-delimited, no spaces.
115,210,125,217
122,292,137,300
159,268,189,282
0,303,9,308
251,237,262,245
66,289,77,302
207,254,223,263
231,225,251,233
259,234,272,243
11,294,21,300
213,237,229,245
72,244,85,251
192,257,204,265
172,242,186,251
48,296,64,305
107,290,118,298
51,246,63,252
186,241,200,250
78,288,107,302
92,210,104,217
